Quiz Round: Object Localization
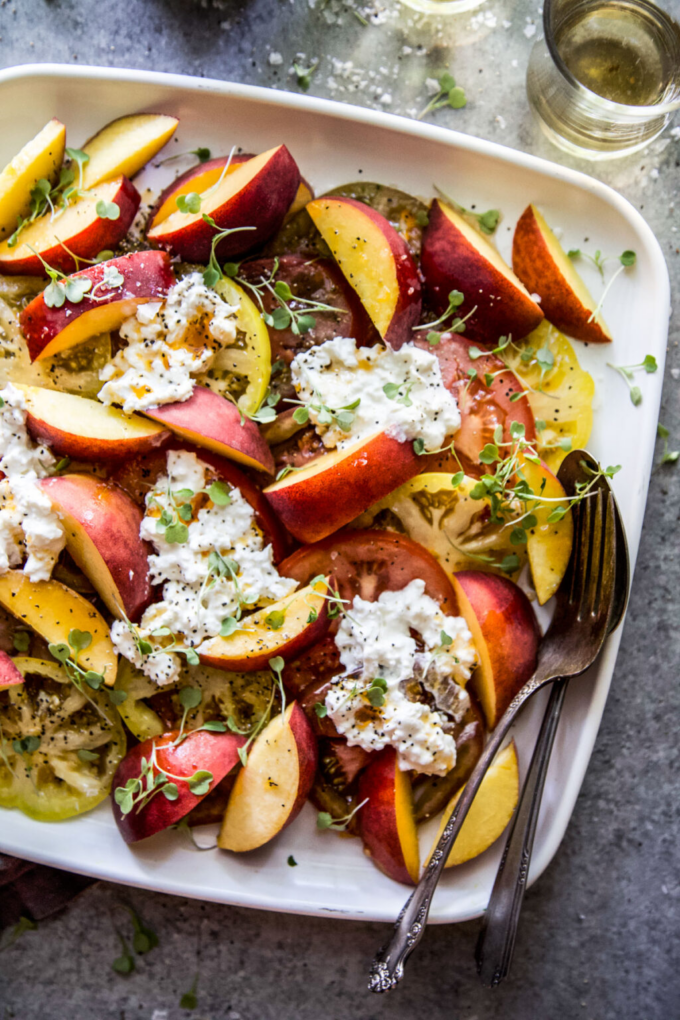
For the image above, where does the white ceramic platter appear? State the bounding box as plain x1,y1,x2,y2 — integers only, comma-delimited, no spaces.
0,63,670,924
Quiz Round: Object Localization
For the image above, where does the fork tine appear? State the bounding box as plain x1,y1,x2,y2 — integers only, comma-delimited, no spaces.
592,491,616,620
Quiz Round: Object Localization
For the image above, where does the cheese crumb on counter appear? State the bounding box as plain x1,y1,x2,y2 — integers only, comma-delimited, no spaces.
0,383,65,582
290,336,460,452
98,273,240,412
325,579,478,775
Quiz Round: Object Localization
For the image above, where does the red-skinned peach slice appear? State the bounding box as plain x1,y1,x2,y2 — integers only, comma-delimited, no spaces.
142,386,275,475
357,747,420,886
264,431,422,543
512,204,612,344
81,113,179,190
0,649,24,689
0,119,66,240
450,571,539,729
306,196,421,349
147,145,300,261
520,455,573,605
18,385,170,462
112,728,246,844
40,474,151,623
218,701,317,851
0,570,117,685
198,581,330,673
20,250,175,361
422,198,544,346
0,176,140,276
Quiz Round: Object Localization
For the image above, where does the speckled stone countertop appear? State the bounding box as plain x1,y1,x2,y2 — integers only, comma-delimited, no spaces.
0,1,678,1017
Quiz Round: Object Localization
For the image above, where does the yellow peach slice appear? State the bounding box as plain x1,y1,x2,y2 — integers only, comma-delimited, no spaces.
0,119,66,239
81,113,179,189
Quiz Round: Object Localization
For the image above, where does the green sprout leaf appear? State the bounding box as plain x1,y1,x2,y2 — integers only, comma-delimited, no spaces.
96,200,120,221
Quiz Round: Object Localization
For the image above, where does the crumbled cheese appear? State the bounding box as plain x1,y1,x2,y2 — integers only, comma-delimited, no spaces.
98,273,239,412
0,383,65,582
290,337,460,452
110,450,297,685
325,580,478,775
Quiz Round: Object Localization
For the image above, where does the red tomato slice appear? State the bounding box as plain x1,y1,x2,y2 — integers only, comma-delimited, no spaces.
416,334,536,477
109,440,289,562
280,529,459,614
238,255,376,398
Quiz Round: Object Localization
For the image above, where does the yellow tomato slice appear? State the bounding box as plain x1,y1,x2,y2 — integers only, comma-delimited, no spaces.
352,472,526,580
503,321,595,471
197,276,271,416
0,657,126,821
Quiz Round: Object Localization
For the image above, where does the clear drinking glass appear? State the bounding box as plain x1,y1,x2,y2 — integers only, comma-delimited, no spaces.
526,0,680,159
398,0,485,15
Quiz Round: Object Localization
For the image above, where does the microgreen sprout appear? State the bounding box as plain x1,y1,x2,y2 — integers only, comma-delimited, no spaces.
288,393,361,433
95,199,120,220
48,629,107,695
159,147,212,165
413,289,477,343
317,798,369,832
113,739,219,817
607,355,657,406
26,246,93,309
201,214,257,289
7,153,91,248
12,631,30,653
126,906,159,955
180,974,199,1010
364,676,388,708
175,148,235,216
236,257,340,335
434,186,500,235
293,59,319,90
588,250,637,324
287,854,298,866
249,389,281,424
417,72,467,120
174,816,218,851
112,932,135,975
656,423,679,467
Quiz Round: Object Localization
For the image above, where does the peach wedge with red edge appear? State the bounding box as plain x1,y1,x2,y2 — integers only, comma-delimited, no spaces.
198,580,330,673
520,454,573,605
357,747,419,886
112,728,246,844
0,570,117,685
421,198,544,346
146,145,301,262
142,386,275,475
263,432,423,544
20,250,176,361
81,113,179,190
427,740,519,868
0,119,66,240
450,571,539,730
40,474,152,623
18,384,170,462
218,701,317,852
0,175,140,276
512,204,612,344
306,196,421,350
0,649,24,689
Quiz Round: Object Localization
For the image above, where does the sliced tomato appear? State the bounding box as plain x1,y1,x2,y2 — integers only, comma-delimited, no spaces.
416,334,536,477
281,529,460,614
238,255,375,399
109,439,289,562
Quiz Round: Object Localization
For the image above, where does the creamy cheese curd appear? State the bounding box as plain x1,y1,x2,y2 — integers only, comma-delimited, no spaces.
325,579,478,775
290,336,460,452
0,383,65,582
98,273,240,412
110,449,297,685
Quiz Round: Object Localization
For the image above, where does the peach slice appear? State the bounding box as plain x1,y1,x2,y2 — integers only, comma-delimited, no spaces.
422,198,544,346
451,571,539,729
357,747,420,886
142,386,275,475
0,175,140,276
428,740,519,868
18,384,170,462
40,474,151,623
198,580,330,673
0,119,66,239
520,455,573,605
0,570,117,685
218,701,318,852
0,649,24,689
81,113,179,189
112,728,246,844
147,144,300,261
20,250,175,361
285,178,314,223
264,431,422,544
306,196,421,349
512,204,612,344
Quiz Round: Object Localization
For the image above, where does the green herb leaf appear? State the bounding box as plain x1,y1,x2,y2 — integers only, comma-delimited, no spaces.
265,610,285,631
109,689,128,705
477,209,500,234
96,200,121,221
77,748,99,762
13,631,30,652
220,616,239,638
314,702,327,718
164,522,189,544
179,687,202,710
176,192,202,214
207,480,231,506
620,250,636,266
451,471,464,488
162,783,179,802
440,630,453,646
287,854,298,866
316,811,334,830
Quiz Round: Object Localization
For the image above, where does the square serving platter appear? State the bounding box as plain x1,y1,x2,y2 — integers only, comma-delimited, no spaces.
0,63,670,924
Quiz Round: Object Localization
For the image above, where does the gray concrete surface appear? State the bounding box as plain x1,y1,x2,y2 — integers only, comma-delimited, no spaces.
0,0,679,1017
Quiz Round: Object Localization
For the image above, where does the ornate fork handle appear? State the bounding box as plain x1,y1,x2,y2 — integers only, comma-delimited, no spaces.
369,673,552,993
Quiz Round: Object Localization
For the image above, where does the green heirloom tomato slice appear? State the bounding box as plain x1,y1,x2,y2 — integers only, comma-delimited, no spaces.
0,657,126,822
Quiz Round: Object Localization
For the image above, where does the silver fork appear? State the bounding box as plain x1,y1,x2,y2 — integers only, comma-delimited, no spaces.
368,451,616,993
475,464,629,987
